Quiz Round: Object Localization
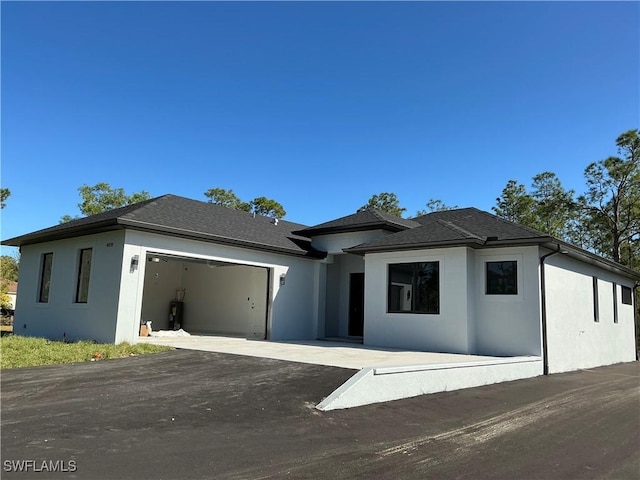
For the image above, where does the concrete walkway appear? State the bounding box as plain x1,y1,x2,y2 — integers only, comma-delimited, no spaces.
138,334,504,369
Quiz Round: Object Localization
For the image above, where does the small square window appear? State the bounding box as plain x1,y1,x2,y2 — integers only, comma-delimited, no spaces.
621,286,633,306
486,261,517,295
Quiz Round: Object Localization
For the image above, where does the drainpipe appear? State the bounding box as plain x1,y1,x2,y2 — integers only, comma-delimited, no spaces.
539,245,565,376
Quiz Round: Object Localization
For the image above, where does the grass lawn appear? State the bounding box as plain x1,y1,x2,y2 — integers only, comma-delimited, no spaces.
0,335,172,369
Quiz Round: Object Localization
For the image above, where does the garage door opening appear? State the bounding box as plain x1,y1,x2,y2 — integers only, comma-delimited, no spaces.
140,253,270,339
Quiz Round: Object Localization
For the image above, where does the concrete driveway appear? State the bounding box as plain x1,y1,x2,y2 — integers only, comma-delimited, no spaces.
138,334,509,368
1,350,638,479
138,335,542,409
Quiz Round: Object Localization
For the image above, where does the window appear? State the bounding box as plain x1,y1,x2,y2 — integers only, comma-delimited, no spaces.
613,283,618,324
486,261,517,295
621,286,633,306
593,276,599,322
388,262,439,314
75,248,93,303
38,253,54,303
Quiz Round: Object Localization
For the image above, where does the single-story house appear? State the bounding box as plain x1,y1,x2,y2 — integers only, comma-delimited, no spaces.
3,194,638,375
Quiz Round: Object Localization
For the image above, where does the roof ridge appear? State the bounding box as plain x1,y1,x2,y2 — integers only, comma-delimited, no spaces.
436,219,485,240
133,195,309,228
418,207,551,240
411,206,475,221
471,208,552,239
368,208,421,227
120,194,172,218
368,209,386,222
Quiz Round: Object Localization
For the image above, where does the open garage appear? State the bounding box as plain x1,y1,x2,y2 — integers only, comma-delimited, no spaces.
141,253,271,339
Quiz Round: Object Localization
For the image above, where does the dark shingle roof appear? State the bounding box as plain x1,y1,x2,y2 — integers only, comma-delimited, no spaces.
345,208,553,253
295,209,421,236
5,200,639,280
3,195,325,258
345,207,640,280
414,208,550,240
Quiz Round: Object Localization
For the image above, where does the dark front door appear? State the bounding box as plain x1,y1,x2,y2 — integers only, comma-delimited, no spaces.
348,273,365,337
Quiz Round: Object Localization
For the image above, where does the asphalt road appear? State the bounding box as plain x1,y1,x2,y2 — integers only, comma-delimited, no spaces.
1,349,638,479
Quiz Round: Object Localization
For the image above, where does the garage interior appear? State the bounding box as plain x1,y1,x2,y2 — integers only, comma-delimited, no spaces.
140,253,270,339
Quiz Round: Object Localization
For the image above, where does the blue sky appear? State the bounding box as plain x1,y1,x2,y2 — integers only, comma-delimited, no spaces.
2,1,638,255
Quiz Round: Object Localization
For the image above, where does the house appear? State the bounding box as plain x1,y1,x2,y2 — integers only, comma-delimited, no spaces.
3,194,638,375
4,281,18,310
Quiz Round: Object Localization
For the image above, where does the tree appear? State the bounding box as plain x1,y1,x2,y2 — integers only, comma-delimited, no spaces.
493,130,639,267
0,283,11,310
0,254,18,311
249,197,286,218
529,172,576,239
61,183,151,222
59,214,81,224
203,188,286,218
358,192,406,217
416,199,459,216
78,183,151,216
580,129,640,263
0,255,19,282
0,188,10,209
204,188,251,211
563,207,596,251
493,180,537,225
493,174,577,240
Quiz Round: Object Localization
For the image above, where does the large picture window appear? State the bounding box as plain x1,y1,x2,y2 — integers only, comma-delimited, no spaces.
75,248,93,303
388,262,439,314
486,261,517,295
38,252,54,303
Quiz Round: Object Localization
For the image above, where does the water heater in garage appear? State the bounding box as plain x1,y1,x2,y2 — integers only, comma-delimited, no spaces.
169,301,184,330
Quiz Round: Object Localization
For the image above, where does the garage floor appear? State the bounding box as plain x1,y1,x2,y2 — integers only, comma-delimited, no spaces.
138,334,506,369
